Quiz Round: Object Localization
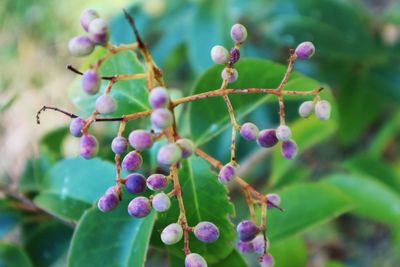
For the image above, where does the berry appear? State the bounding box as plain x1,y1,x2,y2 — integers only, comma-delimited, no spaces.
230,24,248,43
194,221,219,243
176,138,195,158
157,143,182,165
221,68,238,83
152,192,171,212
149,87,170,109
151,108,173,130
128,130,153,151
298,101,314,118
281,140,297,160
314,100,331,121
295,41,315,60
252,235,268,255
257,129,278,148
275,125,292,142
147,174,168,191
229,48,240,64
218,163,237,184
161,223,183,245
237,220,259,242
68,36,95,57
266,193,281,209
111,136,128,154
121,151,143,172
128,196,151,218
80,9,99,32
88,18,108,45
96,95,117,114
236,240,254,253
210,45,229,64
80,134,98,159
125,173,147,194
185,253,208,267
259,254,275,267
240,122,259,141
97,190,119,212
81,70,100,95
69,117,85,137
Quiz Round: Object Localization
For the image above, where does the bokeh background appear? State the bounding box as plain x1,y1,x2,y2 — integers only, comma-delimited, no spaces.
1,0,399,266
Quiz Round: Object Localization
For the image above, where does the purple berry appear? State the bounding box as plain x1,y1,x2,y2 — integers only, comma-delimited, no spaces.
111,136,128,154
240,122,259,141
259,254,275,267
252,235,268,255
149,87,170,109
257,129,278,148
237,220,259,242
229,48,240,64
161,223,183,245
97,191,119,212
176,138,195,158
218,163,237,184
147,174,168,191
69,117,85,137
314,100,331,121
128,130,153,151
185,253,208,267
266,193,281,209
295,41,315,60
121,151,143,172
157,143,182,165
211,45,229,64
281,140,297,160
152,192,171,212
221,68,238,83
236,240,254,253
81,70,100,95
80,9,99,32
88,18,108,45
80,134,98,159
151,108,173,130
125,173,146,194
194,221,219,243
299,101,314,118
128,196,151,218
275,125,292,142
96,95,117,114
230,24,248,43
68,36,95,57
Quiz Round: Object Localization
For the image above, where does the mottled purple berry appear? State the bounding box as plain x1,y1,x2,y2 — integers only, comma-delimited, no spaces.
68,36,95,57
69,117,85,137
237,220,259,242
259,254,275,267
125,173,146,194
80,134,98,159
128,196,151,218
151,108,173,130
176,138,195,158
266,193,281,209
80,9,99,32
149,87,170,109
161,223,183,245
230,24,248,43
295,41,315,60
157,143,182,165
152,192,171,212
185,253,208,267
128,130,153,151
81,70,100,95
97,191,119,212
211,45,229,64
236,240,254,253
111,136,128,154
281,140,297,160
96,95,117,114
240,122,259,141
121,151,143,172
147,174,168,191
275,125,292,142
218,163,237,184
299,101,314,118
194,221,219,243
252,235,268,255
257,129,278,148
229,48,240,64
88,18,108,45
221,68,238,83
314,100,331,121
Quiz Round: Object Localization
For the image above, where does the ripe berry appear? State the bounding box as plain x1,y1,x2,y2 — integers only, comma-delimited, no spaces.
314,100,331,121
298,101,314,118
295,41,315,60
229,48,240,64
128,196,151,218
128,130,153,151
97,192,119,212
281,140,297,160
266,193,281,209
236,240,254,253
259,254,275,267
68,36,95,57
237,220,259,242
151,108,173,130
88,18,108,45
252,235,268,255
210,45,229,64
194,221,220,243
81,70,100,95
257,129,278,148
147,174,168,191
125,173,147,194
161,223,183,245
240,122,259,141
157,143,182,166
230,24,248,43
176,138,195,158
221,68,238,83
275,125,292,142
96,95,117,114
149,87,170,109
121,151,143,172
152,192,171,212
69,117,85,137
80,9,99,32
185,253,208,267
111,136,128,154
218,163,237,184
80,134,98,159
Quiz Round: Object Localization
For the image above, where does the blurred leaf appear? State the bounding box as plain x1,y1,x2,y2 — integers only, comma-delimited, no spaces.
269,236,307,267
0,243,32,267
0,200,20,239
209,250,247,267
369,111,400,157
0,93,17,113
39,127,69,160
325,261,346,267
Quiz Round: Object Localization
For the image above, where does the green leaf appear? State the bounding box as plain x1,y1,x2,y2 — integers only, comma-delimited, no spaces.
0,243,32,267
68,203,156,267
209,250,247,267
269,236,307,267
0,200,20,239
368,111,400,157
39,127,69,160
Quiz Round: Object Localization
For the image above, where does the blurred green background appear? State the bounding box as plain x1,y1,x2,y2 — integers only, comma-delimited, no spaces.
1,0,400,266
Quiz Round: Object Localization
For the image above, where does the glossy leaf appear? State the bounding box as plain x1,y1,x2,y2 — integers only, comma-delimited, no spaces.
0,243,32,267
269,236,307,267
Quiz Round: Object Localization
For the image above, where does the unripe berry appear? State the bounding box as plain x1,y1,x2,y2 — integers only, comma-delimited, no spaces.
218,163,237,184
240,122,259,141
161,223,183,245
88,18,109,45
236,240,254,253
314,100,331,121
80,134,98,159
147,174,168,191
176,138,195,158
194,221,219,243
80,9,99,32
149,87,170,109
128,130,153,151
257,129,278,148
128,196,151,218
157,143,182,165
81,70,100,95
281,140,297,160
295,41,315,60
230,24,248,43
275,125,292,142
221,68,238,83
237,220,259,242
252,235,268,255
259,254,275,267
111,136,128,154
68,36,95,57
125,173,147,194
298,101,314,118
266,193,281,209
96,95,117,114
229,48,240,64
121,151,143,172
152,192,171,212
69,117,85,137
97,191,119,212
185,253,208,267
151,108,173,130
210,45,229,64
